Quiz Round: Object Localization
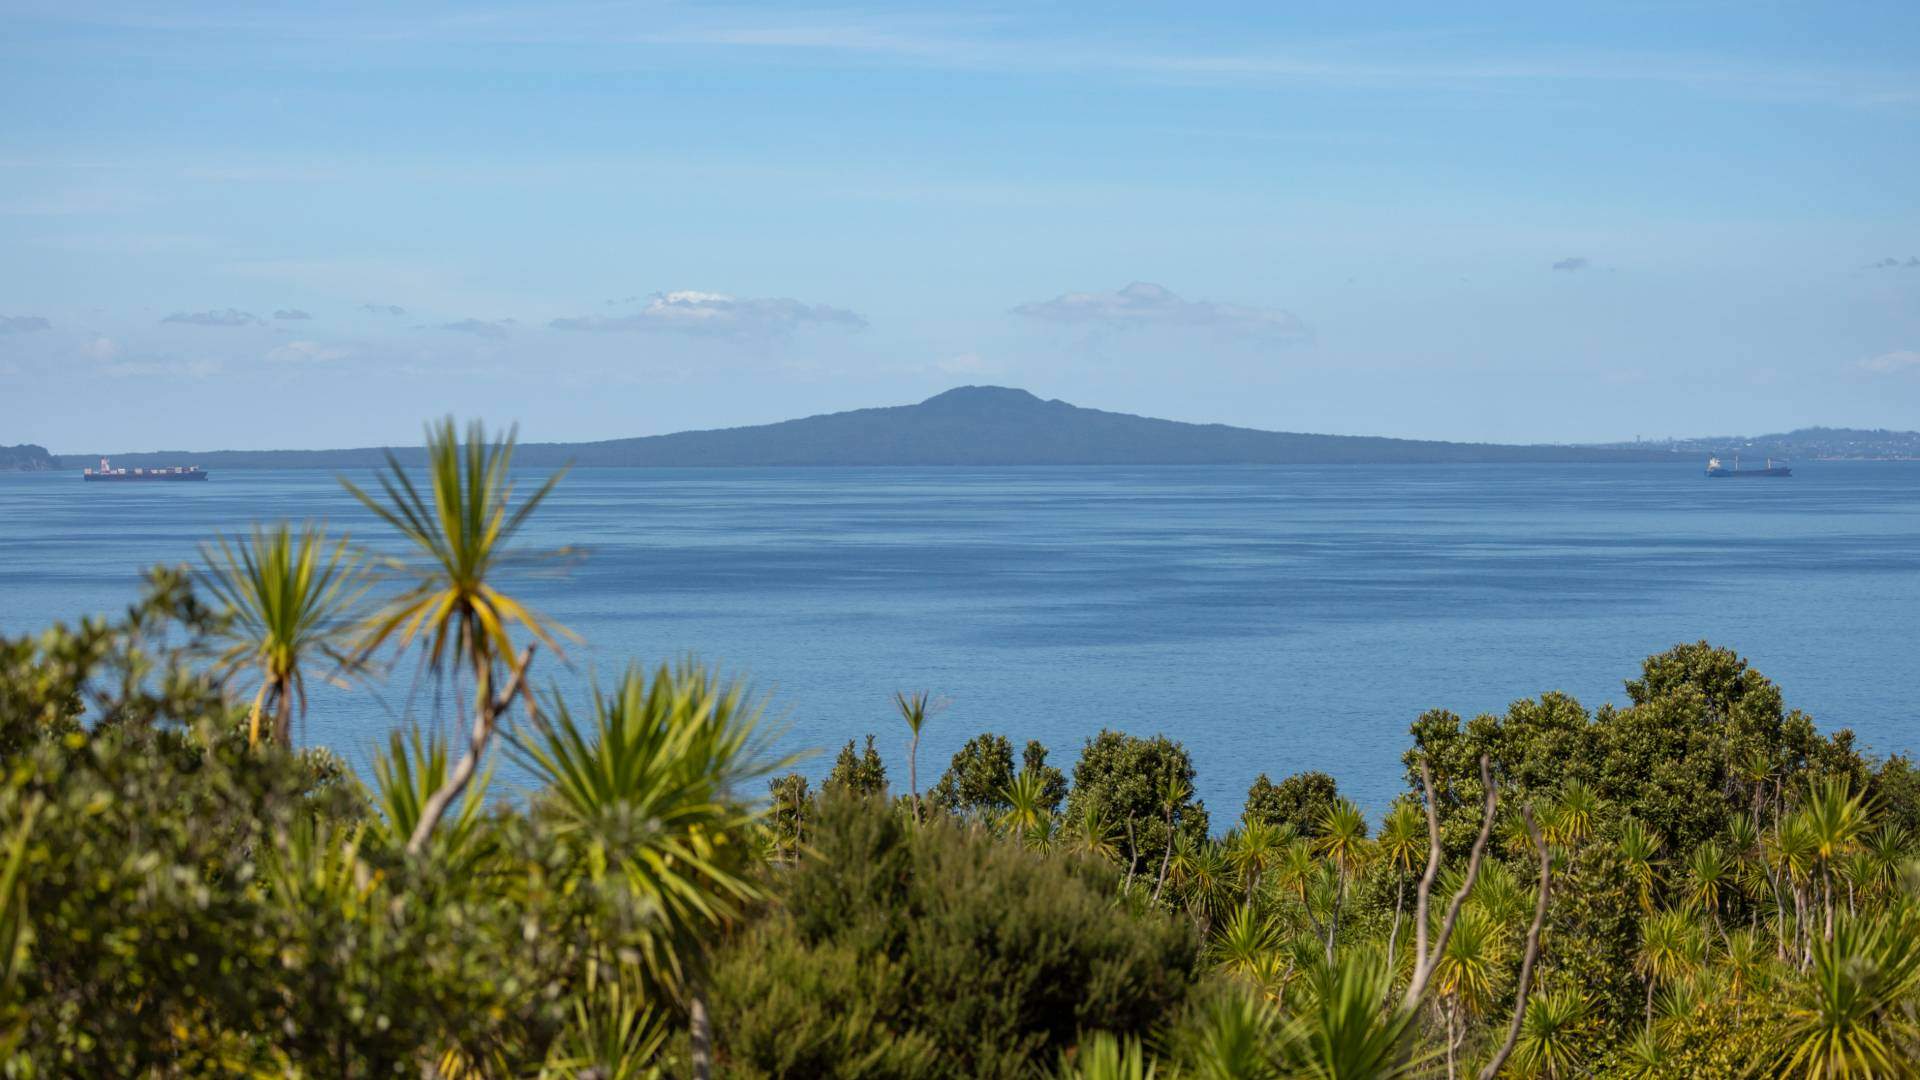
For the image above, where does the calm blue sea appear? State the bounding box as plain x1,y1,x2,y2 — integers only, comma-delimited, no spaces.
2,463,1916,820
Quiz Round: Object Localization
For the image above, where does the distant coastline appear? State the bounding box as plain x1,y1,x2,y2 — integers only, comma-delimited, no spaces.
0,444,55,472
49,386,1690,469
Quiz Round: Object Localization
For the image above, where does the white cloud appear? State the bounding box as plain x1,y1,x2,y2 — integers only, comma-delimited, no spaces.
82,337,119,361
1857,350,1920,375
102,357,223,379
550,290,866,337
1551,256,1590,271
266,340,352,364
1012,282,1309,340
162,308,260,327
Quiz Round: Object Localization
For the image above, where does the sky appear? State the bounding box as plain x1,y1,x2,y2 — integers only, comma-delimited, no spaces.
1,1,1918,451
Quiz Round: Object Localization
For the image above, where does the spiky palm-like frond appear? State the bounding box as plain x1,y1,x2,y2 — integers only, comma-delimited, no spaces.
1066,803,1122,864
342,418,572,681
199,522,367,747
1544,778,1598,848
1433,906,1507,1017
1316,799,1371,879
1211,902,1284,983
1685,840,1732,924
1511,986,1589,1079
1057,1032,1158,1080
513,661,783,992
541,976,669,1080
1778,913,1920,1078
1171,988,1280,1080
1000,768,1055,839
370,726,494,871
1273,952,1430,1080
1616,818,1665,914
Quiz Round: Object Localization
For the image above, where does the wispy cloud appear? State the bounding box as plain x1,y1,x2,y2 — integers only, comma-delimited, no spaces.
162,308,260,327
102,357,224,379
14,7,1917,107
437,317,514,340
266,340,351,364
1858,350,1920,376
1868,256,1920,270
273,308,312,320
1551,256,1590,271
1013,282,1309,340
550,290,866,337
0,315,51,334
362,303,408,316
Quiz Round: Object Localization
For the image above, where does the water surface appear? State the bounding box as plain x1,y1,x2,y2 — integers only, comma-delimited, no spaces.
3,462,1915,819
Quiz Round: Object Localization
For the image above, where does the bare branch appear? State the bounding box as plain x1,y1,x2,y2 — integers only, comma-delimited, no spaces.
405,645,535,857
1480,804,1552,1080
1410,758,1445,991
1405,754,1498,1008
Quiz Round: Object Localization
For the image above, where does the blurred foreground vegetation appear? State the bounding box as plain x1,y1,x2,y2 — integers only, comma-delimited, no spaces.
2,420,1917,1078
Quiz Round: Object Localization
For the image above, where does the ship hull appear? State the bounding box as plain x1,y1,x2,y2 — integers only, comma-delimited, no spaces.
82,472,209,482
1706,467,1791,477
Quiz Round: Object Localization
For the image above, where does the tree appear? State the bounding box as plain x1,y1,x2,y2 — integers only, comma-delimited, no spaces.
342,418,572,855
896,690,932,822
1777,913,1920,1077
198,523,367,747
1067,730,1209,879
512,661,780,1077
1242,771,1344,838
1022,740,1069,817
824,734,889,798
928,733,1015,818
708,795,1198,1078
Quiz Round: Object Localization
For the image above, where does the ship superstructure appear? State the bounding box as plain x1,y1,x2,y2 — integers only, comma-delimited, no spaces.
1705,455,1791,478
81,456,209,482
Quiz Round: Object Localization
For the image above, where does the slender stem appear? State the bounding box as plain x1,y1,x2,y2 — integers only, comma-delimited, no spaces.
1405,755,1498,1009
405,646,533,857
1481,805,1552,1080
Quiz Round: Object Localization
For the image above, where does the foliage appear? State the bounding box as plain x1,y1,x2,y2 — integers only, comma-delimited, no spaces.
927,732,1015,817
708,795,1199,1079
198,521,368,747
1243,770,1346,838
1065,730,1210,878
824,734,889,798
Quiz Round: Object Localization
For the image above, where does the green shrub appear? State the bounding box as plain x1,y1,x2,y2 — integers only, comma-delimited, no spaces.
709,795,1199,1078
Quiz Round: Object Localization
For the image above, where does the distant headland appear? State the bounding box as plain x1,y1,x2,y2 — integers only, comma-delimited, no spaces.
0,444,55,472
50,387,1696,469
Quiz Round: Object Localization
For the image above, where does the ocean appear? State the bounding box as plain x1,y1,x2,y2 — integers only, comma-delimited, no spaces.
2,462,1916,820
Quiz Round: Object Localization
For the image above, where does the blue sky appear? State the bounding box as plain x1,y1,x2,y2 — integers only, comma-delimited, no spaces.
1,1,1917,451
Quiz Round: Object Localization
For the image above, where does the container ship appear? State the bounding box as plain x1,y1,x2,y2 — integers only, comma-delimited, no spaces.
82,456,208,482
1705,455,1791,478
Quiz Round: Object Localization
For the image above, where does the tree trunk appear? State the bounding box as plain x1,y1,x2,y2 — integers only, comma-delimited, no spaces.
1445,1002,1459,1080
689,987,713,1080
909,729,921,824
1481,806,1551,1080
1151,806,1174,904
274,680,294,748
1385,873,1406,978
406,648,532,857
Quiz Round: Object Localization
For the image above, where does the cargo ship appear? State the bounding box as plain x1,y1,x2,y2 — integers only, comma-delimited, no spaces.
1705,455,1790,478
82,456,208,482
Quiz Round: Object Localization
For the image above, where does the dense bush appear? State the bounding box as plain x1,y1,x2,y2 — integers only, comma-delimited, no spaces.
710,794,1199,1078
